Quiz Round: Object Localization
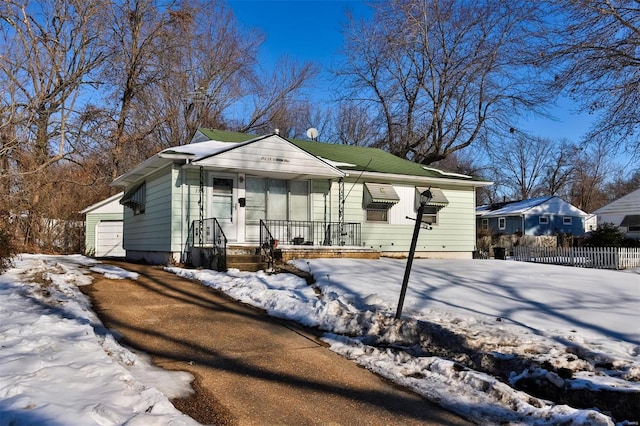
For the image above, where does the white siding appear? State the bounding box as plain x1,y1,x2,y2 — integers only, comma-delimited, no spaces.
308,179,477,255
194,137,343,179
123,166,174,252
594,188,640,227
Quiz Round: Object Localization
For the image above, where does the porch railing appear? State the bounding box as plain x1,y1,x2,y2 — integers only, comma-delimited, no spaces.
264,220,361,246
259,219,277,270
190,218,227,270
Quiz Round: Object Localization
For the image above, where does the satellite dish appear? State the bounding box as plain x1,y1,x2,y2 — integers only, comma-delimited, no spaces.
306,127,319,140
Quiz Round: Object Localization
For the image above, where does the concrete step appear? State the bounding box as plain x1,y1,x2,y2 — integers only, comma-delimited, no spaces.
227,245,261,256
226,252,269,272
227,254,264,263
226,262,269,272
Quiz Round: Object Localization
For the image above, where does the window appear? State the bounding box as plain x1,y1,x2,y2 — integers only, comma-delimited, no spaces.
366,205,389,222
421,205,439,225
363,183,399,223
121,182,146,215
498,217,506,230
539,216,549,224
245,178,309,221
563,217,572,225
481,219,488,230
415,187,448,226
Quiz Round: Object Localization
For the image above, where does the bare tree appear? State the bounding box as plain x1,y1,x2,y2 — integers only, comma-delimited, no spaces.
0,0,104,170
540,139,580,198
148,2,264,147
335,0,551,164
604,169,640,204
488,133,560,200
569,141,612,212
104,1,317,159
237,57,318,136
100,0,188,180
328,101,378,146
546,1,640,157
1,0,104,249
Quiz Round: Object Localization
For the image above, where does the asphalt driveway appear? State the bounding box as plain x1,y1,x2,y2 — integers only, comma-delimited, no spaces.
82,260,471,425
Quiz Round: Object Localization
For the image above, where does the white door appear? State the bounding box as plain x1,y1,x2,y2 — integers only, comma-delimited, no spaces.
212,177,236,242
96,221,125,257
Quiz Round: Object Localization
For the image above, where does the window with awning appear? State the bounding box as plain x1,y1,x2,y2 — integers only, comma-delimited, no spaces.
120,182,146,215
620,214,640,232
415,187,449,209
363,183,399,223
364,183,400,206
415,187,448,225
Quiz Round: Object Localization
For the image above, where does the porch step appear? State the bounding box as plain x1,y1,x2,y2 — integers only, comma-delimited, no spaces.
226,251,268,272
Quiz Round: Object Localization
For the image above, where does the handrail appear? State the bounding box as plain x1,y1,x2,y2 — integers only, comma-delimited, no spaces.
190,218,228,271
259,219,277,270
212,218,228,271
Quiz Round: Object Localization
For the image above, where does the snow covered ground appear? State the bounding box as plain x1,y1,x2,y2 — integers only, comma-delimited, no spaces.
1,254,638,425
0,255,198,426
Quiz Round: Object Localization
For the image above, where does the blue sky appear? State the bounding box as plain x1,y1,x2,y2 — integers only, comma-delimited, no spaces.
227,0,369,66
226,0,593,143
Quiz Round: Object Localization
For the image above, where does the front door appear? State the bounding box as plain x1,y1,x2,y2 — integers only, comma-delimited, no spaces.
212,177,236,242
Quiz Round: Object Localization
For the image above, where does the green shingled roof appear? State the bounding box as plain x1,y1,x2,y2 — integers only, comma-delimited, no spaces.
196,128,483,181
198,128,255,143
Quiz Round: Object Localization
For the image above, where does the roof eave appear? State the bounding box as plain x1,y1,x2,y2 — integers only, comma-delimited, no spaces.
79,191,124,214
351,170,492,187
111,155,175,187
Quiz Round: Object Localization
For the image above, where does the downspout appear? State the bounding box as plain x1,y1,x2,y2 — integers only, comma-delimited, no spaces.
199,166,204,246
339,177,344,245
180,159,190,263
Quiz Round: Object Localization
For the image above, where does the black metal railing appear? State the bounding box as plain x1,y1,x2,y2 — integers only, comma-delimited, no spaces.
191,218,227,270
263,220,361,247
259,219,277,270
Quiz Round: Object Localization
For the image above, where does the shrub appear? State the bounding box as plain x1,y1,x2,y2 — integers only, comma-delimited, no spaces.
0,228,16,273
583,222,626,247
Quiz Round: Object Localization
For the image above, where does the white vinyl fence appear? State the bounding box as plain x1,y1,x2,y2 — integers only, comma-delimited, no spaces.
512,247,640,270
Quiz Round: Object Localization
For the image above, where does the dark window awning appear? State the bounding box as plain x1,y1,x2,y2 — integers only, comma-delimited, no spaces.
364,183,400,205
120,182,146,211
620,214,640,227
416,187,449,208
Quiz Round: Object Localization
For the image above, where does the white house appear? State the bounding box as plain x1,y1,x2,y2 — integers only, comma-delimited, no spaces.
80,192,125,257
593,188,640,239
111,129,491,266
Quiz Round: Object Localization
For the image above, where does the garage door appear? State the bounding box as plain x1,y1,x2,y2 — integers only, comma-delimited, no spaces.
96,221,125,257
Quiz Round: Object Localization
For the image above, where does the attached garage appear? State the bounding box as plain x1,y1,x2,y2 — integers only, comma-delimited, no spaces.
80,192,125,258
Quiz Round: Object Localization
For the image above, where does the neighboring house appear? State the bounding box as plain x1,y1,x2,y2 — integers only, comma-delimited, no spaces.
80,192,125,257
592,188,640,239
476,196,589,236
111,129,491,265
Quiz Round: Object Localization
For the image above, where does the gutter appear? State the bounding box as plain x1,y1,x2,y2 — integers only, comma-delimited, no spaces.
350,170,493,188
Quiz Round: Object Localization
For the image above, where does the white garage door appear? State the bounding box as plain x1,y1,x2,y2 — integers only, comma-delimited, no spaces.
96,221,125,257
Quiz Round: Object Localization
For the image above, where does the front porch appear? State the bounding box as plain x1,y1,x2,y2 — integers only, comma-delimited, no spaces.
187,218,379,271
